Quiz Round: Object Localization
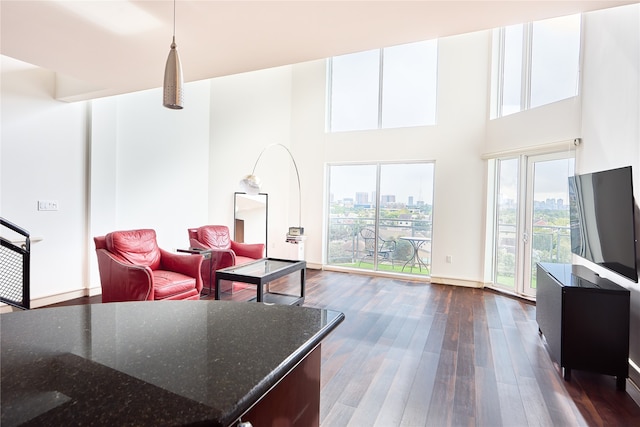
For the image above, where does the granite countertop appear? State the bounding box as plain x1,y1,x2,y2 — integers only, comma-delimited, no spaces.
1,300,344,426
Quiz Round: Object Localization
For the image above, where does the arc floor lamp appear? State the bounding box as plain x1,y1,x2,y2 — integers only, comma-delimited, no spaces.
239,144,303,237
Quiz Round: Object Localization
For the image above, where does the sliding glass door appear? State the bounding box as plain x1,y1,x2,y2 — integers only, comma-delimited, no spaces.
326,162,434,276
523,154,575,295
493,152,574,297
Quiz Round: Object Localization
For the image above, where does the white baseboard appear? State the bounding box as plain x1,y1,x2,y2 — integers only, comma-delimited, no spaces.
430,275,483,288
627,377,640,407
87,286,102,297
1,287,101,312
321,265,431,282
29,289,92,308
321,266,483,287
0,304,17,314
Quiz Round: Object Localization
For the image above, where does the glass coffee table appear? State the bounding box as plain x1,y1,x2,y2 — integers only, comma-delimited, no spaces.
215,258,306,305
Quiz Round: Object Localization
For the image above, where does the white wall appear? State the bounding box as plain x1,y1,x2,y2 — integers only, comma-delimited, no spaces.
1,56,89,302
580,4,639,175
485,97,582,154
209,66,297,259
578,3,640,384
290,60,328,265
88,81,212,289
0,58,212,306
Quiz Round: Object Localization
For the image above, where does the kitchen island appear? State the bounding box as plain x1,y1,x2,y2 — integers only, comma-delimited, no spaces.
1,300,344,426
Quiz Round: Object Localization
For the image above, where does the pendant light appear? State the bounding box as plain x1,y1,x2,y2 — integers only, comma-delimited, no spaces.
163,0,183,109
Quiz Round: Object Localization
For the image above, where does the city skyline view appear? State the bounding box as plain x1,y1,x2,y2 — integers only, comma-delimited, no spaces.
498,157,575,204
328,162,435,206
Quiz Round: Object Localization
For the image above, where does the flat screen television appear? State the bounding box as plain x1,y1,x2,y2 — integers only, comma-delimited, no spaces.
568,166,638,282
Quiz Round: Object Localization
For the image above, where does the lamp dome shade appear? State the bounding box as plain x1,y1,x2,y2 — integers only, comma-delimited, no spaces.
240,174,261,195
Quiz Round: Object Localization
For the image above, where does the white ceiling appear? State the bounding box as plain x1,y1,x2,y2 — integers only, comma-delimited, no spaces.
1,1,637,101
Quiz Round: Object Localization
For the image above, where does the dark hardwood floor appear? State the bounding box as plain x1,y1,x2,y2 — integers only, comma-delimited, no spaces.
47,269,640,426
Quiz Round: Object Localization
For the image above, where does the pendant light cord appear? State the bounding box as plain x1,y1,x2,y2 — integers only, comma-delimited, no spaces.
173,0,176,39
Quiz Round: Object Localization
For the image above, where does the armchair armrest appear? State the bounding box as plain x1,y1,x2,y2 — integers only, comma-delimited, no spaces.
96,249,153,302
159,249,204,293
230,241,265,259
188,237,237,270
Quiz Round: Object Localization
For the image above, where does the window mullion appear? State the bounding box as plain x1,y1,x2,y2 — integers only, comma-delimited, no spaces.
497,27,506,118
522,22,533,111
373,163,382,268
378,49,384,129
326,58,333,132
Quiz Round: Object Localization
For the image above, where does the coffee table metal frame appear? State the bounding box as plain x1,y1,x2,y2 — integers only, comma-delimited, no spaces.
215,258,306,305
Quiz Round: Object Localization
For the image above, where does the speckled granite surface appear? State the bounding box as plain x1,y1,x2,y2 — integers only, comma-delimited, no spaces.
1,300,344,426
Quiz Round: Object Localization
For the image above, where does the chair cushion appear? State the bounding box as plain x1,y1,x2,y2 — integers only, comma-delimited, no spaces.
105,229,161,270
153,270,198,299
197,225,231,250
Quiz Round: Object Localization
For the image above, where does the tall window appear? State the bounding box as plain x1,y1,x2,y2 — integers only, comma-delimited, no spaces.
491,14,581,118
328,40,438,132
326,162,434,276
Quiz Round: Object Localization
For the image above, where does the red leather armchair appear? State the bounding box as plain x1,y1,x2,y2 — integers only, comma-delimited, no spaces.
188,225,265,292
94,229,204,303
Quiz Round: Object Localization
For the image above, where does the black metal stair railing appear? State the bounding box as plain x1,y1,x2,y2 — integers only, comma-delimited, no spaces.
1,218,31,310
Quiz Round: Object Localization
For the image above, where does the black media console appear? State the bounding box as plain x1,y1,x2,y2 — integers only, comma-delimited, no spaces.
536,263,630,390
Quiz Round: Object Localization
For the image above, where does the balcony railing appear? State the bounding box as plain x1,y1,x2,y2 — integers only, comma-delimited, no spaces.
496,223,571,285
497,223,570,261
531,224,572,264
327,216,432,275
1,218,31,310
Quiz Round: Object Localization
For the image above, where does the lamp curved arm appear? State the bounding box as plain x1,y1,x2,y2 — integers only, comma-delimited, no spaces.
243,143,302,229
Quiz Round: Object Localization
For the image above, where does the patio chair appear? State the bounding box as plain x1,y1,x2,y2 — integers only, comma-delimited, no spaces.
359,228,396,267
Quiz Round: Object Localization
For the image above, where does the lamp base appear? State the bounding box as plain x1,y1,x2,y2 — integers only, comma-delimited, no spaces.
285,234,306,260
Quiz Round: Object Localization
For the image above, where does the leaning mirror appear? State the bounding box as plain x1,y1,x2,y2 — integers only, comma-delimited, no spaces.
234,192,268,256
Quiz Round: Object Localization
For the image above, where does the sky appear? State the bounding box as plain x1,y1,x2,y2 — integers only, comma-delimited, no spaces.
329,163,435,205
499,157,575,203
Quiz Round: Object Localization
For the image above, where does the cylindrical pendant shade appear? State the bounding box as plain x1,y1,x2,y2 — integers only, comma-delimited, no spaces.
163,38,183,109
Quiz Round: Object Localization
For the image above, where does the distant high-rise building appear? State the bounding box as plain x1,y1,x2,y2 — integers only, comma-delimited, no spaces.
545,198,555,209
408,196,414,206
381,195,396,204
356,192,368,205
